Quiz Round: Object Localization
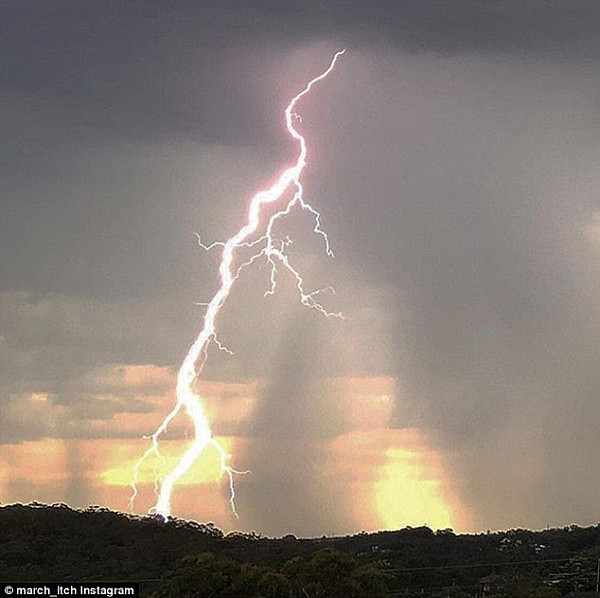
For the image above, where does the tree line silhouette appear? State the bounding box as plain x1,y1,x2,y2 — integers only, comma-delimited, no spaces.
0,503,599,597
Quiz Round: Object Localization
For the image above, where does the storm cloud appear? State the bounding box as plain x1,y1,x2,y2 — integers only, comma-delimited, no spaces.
3,1,600,533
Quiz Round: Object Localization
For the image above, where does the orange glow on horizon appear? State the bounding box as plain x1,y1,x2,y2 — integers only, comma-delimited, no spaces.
101,436,237,487
0,372,469,533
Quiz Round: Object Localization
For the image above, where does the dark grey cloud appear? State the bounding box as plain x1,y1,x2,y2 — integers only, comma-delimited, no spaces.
0,139,269,299
0,291,194,378
3,1,599,299
2,1,599,145
0,291,181,444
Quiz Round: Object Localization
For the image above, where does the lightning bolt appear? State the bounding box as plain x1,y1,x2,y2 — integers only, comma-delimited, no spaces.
130,49,346,521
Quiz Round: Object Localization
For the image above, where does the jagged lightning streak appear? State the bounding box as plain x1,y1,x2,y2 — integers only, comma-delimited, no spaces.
130,49,346,521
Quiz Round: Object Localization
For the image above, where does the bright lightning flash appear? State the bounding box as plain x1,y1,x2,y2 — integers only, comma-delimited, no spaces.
130,50,346,521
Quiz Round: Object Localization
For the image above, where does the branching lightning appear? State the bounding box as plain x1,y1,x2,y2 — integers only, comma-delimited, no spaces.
130,49,346,521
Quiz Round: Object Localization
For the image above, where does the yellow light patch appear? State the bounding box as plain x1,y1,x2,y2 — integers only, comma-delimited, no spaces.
101,437,236,487
375,446,453,530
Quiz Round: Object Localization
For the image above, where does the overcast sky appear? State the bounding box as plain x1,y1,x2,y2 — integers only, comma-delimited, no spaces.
2,0,600,536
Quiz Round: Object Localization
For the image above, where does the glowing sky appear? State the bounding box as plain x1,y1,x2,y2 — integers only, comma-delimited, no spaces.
3,1,600,536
